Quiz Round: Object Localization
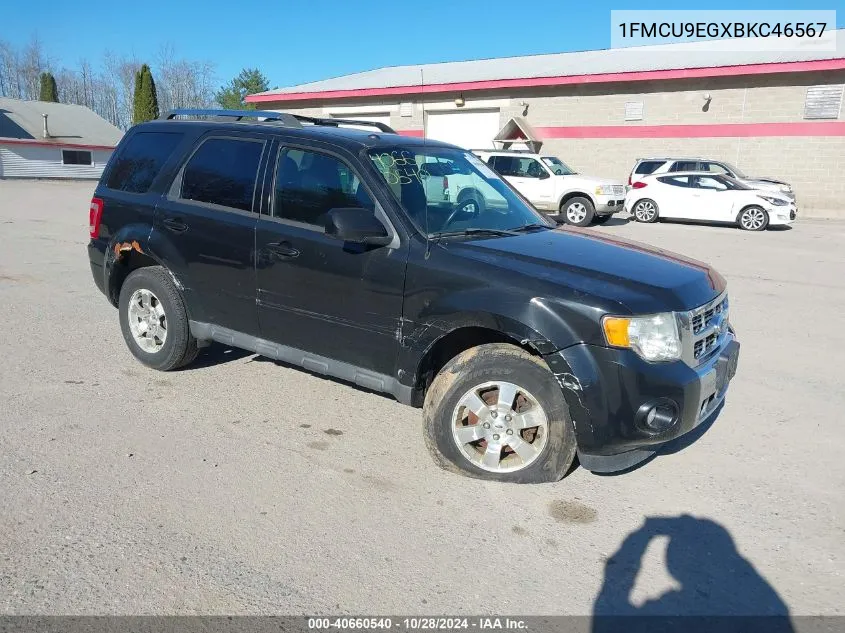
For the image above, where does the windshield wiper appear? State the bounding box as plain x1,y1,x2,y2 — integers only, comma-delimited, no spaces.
433,228,522,238
510,223,552,232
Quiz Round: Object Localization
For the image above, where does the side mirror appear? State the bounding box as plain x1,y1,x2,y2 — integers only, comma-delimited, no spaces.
325,207,392,246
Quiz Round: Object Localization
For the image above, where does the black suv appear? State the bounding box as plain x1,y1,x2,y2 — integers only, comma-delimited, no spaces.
88,109,739,483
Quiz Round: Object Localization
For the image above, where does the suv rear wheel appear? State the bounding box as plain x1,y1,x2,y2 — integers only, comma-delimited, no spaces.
118,266,198,371
562,197,595,227
423,343,577,483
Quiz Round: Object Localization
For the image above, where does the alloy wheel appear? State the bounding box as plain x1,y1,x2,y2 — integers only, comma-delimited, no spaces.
451,381,549,473
127,288,167,353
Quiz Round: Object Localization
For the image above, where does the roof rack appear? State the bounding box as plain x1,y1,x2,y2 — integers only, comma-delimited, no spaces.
162,108,303,127
160,109,397,134
294,115,396,134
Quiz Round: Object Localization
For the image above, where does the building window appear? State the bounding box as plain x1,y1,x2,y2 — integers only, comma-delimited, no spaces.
62,150,93,165
803,85,844,120
625,101,644,121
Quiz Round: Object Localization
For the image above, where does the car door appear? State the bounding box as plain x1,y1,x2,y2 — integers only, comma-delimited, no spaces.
653,175,692,218
689,175,735,222
490,156,552,208
154,133,269,336
255,143,407,376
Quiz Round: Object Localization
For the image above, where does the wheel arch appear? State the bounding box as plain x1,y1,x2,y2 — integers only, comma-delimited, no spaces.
558,190,595,210
736,204,768,223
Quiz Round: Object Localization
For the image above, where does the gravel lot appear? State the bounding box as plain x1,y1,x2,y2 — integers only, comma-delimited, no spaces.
1,179,843,616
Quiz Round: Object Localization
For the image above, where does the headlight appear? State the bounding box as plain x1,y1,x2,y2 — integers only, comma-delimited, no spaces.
758,195,788,206
595,185,615,195
779,185,792,193
602,313,682,362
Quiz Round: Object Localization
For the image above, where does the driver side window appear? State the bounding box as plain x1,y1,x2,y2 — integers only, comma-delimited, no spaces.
517,158,546,179
694,176,728,191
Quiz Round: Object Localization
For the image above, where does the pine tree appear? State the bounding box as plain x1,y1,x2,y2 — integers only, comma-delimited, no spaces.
132,64,160,124
38,72,58,102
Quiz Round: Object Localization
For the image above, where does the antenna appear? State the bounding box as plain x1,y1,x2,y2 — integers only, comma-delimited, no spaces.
422,67,432,260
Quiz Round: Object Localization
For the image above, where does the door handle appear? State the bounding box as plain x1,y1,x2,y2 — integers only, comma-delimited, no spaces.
266,241,300,258
162,218,188,233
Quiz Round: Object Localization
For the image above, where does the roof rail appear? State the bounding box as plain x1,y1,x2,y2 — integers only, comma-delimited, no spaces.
294,115,396,134
161,108,302,127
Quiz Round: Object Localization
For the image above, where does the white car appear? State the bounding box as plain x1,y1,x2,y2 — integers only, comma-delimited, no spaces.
629,157,795,200
474,150,626,226
624,172,797,231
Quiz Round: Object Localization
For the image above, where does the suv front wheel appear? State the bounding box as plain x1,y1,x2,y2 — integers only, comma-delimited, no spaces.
118,266,198,371
423,343,577,483
561,197,595,227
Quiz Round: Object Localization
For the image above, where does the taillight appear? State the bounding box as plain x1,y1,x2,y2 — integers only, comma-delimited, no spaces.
89,197,103,238
443,176,449,192
632,181,648,189
628,173,632,185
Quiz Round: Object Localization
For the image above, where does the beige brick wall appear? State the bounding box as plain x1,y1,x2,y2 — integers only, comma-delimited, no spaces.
263,70,845,217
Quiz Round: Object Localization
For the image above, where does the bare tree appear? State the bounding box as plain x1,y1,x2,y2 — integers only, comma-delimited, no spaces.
18,35,51,100
155,44,216,113
0,40,23,98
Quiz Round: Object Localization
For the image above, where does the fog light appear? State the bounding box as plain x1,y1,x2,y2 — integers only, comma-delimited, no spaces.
636,399,680,433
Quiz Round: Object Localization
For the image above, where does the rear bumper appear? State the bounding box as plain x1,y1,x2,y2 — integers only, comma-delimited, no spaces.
88,240,108,297
544,335,739,473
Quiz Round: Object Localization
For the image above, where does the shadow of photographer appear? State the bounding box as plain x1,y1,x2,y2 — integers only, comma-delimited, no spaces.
592,515,794,633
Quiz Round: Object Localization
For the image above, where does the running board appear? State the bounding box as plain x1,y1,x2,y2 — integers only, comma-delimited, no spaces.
189,321,414,405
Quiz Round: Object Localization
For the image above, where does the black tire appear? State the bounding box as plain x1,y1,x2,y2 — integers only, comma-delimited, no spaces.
593,214,612,224
118,266,197,371
633,198,659,223
737,205,769,231
423,343,578,484
561,196,595,227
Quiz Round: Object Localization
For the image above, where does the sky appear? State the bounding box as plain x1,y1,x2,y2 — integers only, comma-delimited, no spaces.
1,0,842,91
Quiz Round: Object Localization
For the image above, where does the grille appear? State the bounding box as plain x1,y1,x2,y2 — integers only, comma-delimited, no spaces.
691,296,727,335
684,293,730,366
694,333,718,359
611,185,625,196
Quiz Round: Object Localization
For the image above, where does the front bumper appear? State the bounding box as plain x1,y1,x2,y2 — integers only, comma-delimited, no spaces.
766,203,797,226
544,334,739,473
595,195,626,216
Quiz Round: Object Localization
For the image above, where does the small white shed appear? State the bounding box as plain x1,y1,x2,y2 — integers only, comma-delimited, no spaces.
0,97,123,180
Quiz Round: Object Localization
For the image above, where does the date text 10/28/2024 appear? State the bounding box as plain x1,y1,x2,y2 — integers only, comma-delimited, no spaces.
308,617,529,631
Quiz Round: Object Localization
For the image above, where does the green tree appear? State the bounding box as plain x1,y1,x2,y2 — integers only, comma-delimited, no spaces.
215,68,270,110
132,64,160,124
38,72,58,102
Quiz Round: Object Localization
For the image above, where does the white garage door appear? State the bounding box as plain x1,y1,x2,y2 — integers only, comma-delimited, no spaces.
330,113,391,131
425,110,500,150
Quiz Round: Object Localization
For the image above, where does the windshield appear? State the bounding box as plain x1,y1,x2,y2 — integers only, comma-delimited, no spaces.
541,156,576,175
721,175,751,190
723,162,747,179
368,147,552,236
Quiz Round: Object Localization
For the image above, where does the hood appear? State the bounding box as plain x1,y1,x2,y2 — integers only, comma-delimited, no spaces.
747,176,789,186
445,227,726,314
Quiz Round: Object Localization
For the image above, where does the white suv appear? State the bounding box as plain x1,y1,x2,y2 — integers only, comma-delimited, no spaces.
630,158,795,200
474,150,626,226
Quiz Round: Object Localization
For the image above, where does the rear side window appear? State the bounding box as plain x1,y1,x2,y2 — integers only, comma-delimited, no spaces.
180,138,264,212
106,132,184,193
658,175,691,187
670,161,699,172
634,160,664,175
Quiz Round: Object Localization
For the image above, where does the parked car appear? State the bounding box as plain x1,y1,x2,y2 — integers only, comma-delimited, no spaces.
625,172,796,230
474,150,626,226
630,157,795,199
88,108,739,483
